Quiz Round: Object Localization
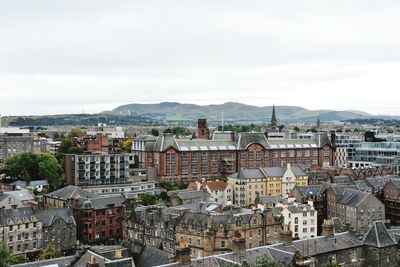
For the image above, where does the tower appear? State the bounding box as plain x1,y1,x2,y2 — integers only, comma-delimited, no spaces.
270,105,277,127
317,116,321,130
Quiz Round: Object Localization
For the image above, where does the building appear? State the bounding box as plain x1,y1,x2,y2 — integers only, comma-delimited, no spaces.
0,132,33,165
277,200,317,239
291,183,329,235
196,119,210,140
72,195,125,245
132,126,335,183
44,185,125,245
64,153,135,187
0,189,36,209
154,218,398,267
175,207,281,258
228,165,309,207
334,134,362,168
12,180,49,193
0,206,42,256
383,179,400,226
349,141,400,175
86,125,125,139
167,189,211,206
74,245,134,267
38,207,76,255
327,187,385,235
82,181,160,200
73,133,110,153
187,180,233,207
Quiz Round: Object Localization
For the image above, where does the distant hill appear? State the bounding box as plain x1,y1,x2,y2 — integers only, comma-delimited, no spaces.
103,102,391,123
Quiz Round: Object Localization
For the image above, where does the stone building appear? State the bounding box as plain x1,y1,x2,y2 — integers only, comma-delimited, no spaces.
327,186,385,235
383,179,400,226
167,189,211,206
0,206,42,257
0,133,33,165
38,207,76,255
187,180,233,207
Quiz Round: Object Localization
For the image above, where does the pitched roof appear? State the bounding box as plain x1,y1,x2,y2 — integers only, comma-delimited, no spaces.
235,132,270,149
290,166,307,176
79,195,125,210
202,181,229,191
45,185,97,200
337,188,371,207
262,167,285,177
0,206,38,226
294,184,328,198
233,168,266,180
362,221,397,248
3,189,35,202
38,207,76,227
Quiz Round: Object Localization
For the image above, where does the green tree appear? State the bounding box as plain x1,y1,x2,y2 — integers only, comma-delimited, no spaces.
39,244,61,260
345,128,352,133
322,256,340,267
37,153,64,191
336,129,343,133
137,193,159,206
294,126,300,132
121,139,133,153
255,255,285,267
150,128,159,136
10,255,28,264
0,242,10,267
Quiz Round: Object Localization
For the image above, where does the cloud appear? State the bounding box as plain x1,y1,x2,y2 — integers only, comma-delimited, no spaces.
0,0,399,116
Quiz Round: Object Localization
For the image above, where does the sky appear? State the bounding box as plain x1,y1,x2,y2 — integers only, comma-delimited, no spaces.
0,0,399,116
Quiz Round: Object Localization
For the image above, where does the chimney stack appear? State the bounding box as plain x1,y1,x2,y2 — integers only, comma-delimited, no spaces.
279,224,293,246
175,240,191,265
322,219,334,238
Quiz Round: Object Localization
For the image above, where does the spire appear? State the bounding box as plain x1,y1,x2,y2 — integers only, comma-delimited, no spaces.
317,116,320,129
271,105,277,127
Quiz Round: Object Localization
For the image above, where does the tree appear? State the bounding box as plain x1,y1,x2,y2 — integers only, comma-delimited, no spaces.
150,128,159,136
10,255,28,264
0,242,10,267
121,139,133,153
322,256,340,267
1,152,63,191
345,129,352,133
39,244,61,260
37,153,63,191
137,193,159,206
255,255,285,267
294,126,300,132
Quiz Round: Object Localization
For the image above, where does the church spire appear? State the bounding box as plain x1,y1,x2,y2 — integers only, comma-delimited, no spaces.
271,105,277,127
317,116,321,129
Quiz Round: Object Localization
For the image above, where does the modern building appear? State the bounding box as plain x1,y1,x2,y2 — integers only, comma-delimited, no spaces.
82,181,160,199
64,153,135,187
334,134,362,168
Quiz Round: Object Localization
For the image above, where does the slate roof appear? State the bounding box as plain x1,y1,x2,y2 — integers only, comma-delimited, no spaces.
294,184,328,198
330,184,358,197
261,167,285,177
332,217,346,234
257,195,285,205
235,132,270,149
332,176,355,185
272,232,363,258
10,256,75,267
291,166,307,176
0,206,38,226
337,188,370,207
3,189,35,202
362,221,397,248
135,245,170,267
38,207,76,227
79,195,125,210
168,189,211,201
355,180,373,192
233,168,265,180
45,185,97,200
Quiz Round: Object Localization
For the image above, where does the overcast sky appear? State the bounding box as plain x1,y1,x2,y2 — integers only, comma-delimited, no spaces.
0,1,399,116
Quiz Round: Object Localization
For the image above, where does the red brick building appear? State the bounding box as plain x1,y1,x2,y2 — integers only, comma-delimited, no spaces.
132,131,335,183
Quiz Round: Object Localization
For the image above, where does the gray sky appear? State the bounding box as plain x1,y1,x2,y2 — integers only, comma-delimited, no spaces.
0,0,399,116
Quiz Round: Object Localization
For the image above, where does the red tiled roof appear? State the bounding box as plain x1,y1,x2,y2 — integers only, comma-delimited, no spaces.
187,182,198,190
202,181,228,191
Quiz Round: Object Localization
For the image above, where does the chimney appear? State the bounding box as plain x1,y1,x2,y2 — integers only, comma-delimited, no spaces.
86,254,100,267
115,248,122,258
232,231,246,254
322,219,334,238
279,224,293,246
175,240,191,265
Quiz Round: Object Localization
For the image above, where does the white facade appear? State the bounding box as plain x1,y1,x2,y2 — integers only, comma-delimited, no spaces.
82,181,160,199
87,126,125,138
278,200,317,239
281,164,297,197
188,181,233,207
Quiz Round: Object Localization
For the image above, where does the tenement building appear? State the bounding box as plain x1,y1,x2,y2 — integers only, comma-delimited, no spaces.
132,127,335,183
0,131,33,165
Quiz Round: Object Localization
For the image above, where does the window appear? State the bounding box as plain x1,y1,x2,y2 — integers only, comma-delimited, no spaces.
9,236,13,242
9,225,13,231
303,211,307,216
221,240,225,248
303,228,307,233
294,217,299,224
188,238,192,244
25,223,29,229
